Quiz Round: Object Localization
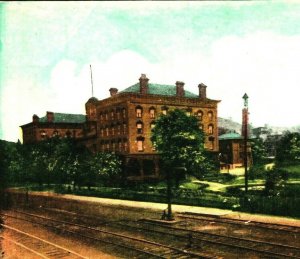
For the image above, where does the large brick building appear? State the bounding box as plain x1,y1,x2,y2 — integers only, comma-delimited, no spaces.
85,74,220,179
21,74,220,179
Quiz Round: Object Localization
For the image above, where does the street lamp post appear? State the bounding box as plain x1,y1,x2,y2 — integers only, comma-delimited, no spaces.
242,93,249,194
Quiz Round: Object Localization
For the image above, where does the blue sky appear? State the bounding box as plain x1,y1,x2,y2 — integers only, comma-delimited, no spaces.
1,2,300,141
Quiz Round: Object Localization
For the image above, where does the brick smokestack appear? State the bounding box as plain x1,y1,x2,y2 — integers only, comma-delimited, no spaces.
139,74,149,94
198,83,207,99
46,111,54,122
176,81,185,97
109,88,118,96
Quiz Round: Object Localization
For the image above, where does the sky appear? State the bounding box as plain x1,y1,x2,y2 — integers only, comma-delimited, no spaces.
1,1,300,142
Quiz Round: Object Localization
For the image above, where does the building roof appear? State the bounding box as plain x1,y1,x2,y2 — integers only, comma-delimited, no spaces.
120,83,199,98
219,132,243,140
39,113,86,124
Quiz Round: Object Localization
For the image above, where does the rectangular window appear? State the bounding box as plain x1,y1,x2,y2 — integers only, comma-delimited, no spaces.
137,123,143,134
137,140,143,151
136,109,142,118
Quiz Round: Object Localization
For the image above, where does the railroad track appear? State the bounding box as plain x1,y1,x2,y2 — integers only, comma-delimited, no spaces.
136,219,300,259
38,207,300,258
178,212,300,234
1,210,213,259
0,223,86,259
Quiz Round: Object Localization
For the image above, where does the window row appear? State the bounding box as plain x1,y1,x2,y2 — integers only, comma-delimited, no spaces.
135,106,214,121
99,108,126,121
40,130,75,139
100,139,128,152
100,123,127,137
198,124,214,134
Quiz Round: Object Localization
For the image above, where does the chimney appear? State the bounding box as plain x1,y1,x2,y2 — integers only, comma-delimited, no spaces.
32,114,39,123
198,83,207,99
139,74,149,94
176,81,185,97
109,88,118,96
46,111,54,123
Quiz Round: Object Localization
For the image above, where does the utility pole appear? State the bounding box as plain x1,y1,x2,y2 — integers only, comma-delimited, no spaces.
90,64,94,97
242,93,249,194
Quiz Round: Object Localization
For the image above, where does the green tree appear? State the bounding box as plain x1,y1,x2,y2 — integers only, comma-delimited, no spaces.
151,109,206,220
264,167,288,196
276,132,300,165
251,137,267,165
87,152,122,187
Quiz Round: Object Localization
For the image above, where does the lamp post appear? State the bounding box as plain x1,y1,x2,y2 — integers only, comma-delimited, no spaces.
242,93,249,194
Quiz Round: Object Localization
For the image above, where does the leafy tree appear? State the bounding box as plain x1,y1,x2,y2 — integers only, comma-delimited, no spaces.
151,109,206,220
151,109,206,172
87,152,122,187
275,132,300,165
251,137,267,165
264,167,288,196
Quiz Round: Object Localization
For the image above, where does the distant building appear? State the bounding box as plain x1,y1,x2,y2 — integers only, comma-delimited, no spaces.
219,132,252,169
20,111,97,150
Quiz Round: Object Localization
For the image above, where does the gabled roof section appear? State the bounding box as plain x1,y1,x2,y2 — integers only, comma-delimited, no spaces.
39,113,86,124
120,83,199,98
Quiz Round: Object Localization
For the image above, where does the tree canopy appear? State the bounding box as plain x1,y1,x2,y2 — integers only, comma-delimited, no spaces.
275,131,300,165
151,109,206,172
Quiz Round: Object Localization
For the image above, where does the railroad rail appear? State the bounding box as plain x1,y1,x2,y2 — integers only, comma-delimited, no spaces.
37,207,300,258
0,223,87,259
178,212,300,233
1,210,213,259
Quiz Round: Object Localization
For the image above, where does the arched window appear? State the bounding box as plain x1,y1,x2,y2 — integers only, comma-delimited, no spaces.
208,124,214,134
111,109,115,120
111,124,115,136
197,110,203,120
208,111,213,121
116,108,121,120
106,141,110,151
100,128,104,137
99,112,104,121
122,108,126,119
136,106,143,118
161,106,168,115
105,127,109,136
123,138,128,151
117,123,121,135
123,123,127,134
149,107,156,118
186,108,192,116
111,140,116,152
136,121,143,134
40,130,47,139
53,130,59,137
118,139,122,151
